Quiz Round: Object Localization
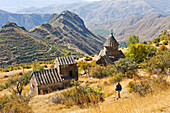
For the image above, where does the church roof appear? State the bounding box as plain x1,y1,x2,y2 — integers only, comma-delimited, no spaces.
31,69,63,86
55,56,76,66
96,50,113,64
104,31,119,47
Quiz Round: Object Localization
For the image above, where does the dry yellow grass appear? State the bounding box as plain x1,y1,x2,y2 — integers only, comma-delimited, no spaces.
85,89,170,113
28,76,170,113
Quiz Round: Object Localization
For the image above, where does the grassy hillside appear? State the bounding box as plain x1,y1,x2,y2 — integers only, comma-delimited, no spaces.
0,22,81,67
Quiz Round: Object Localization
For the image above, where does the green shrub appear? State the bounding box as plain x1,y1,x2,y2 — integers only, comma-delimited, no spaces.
23,65,31,69
0,94,32,112
126,43,156,63
114,57,138,74
91,55,94,57
109,73,123,84
78,61,91,71
152,37,160,44
55,81,104,107
3,69,9,72
103,81,109,85
90,65,116,78
3,75,8,78
44,65,48,68
19,72,23,75
85,56,89,58
128,81,152,96
33,64,45,71
163,41,168,45
155,42,159,46
143,50,170,73
84,57,92,61
0,84,5,91
3,82,10,89
159,44,167,51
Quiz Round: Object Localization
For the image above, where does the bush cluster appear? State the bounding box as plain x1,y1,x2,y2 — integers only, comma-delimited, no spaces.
84,57,92,61
128,74,169,96
0,78,17,91
0,94,32,113
90,65,116,78
0,73,31,91
109,73,123,84
52,81,104,107
128,81,152,96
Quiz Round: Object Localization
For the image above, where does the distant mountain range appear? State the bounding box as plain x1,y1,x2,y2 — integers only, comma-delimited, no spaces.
18,0,170,25
0,9,50,30
0,0,170,44
89,14,170,41
0,11,105,66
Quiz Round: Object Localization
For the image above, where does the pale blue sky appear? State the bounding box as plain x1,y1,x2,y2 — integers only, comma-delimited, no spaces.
0,0,101,12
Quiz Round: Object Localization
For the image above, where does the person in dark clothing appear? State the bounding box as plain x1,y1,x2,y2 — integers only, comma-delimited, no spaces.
115,82,122,98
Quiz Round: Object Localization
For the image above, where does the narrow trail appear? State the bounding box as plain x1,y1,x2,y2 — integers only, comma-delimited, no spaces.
105,79,132,102
0,68,32,78
63,79,133,113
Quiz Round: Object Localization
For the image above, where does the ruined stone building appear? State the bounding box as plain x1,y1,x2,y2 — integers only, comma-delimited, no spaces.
96,31,125,65
29,56,78,95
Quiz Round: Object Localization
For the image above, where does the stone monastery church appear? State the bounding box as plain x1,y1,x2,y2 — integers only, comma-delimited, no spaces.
96,31,125,65
29,56,78,95
29,30,125,95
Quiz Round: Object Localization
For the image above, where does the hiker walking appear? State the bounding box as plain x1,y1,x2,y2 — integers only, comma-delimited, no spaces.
115,82,122,98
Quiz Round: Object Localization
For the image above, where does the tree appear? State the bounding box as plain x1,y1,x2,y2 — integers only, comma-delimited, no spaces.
158,44,167,52
114,57,138,74
126,43,147,63
146,45,157,57
146,50,170,73
127,35,139,46
9,74,30,96
126,43,156,63
152,37,160,44
77,61,91,74
17,80,24,95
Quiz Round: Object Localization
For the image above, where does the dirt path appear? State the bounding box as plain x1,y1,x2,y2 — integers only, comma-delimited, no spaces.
0,68,32,78
56,79,133,113
105,79,132,102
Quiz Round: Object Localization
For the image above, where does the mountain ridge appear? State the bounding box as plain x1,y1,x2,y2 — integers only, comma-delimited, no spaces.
0,9,51,30
17,0,170,26
0,22,53,66
89,13,170,41
30,10,105,55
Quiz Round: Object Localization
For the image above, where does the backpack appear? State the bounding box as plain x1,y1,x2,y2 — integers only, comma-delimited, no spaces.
116,84,122,91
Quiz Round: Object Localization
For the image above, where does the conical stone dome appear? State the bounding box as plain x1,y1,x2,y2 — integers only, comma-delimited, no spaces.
104,31,119,47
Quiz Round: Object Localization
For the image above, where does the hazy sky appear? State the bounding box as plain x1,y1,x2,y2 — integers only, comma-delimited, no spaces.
0,0,101,12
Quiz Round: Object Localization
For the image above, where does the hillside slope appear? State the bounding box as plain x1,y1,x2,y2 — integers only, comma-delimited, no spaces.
0,22,52,66
89,14,170,41
30,10,105,55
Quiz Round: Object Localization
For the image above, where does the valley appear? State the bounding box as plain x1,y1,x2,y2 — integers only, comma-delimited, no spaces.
0,0,169,113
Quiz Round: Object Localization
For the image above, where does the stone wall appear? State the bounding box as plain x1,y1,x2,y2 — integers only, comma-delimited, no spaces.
38,80,71,95
60,64,78,78
30,75,39,95
105,46,118,56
